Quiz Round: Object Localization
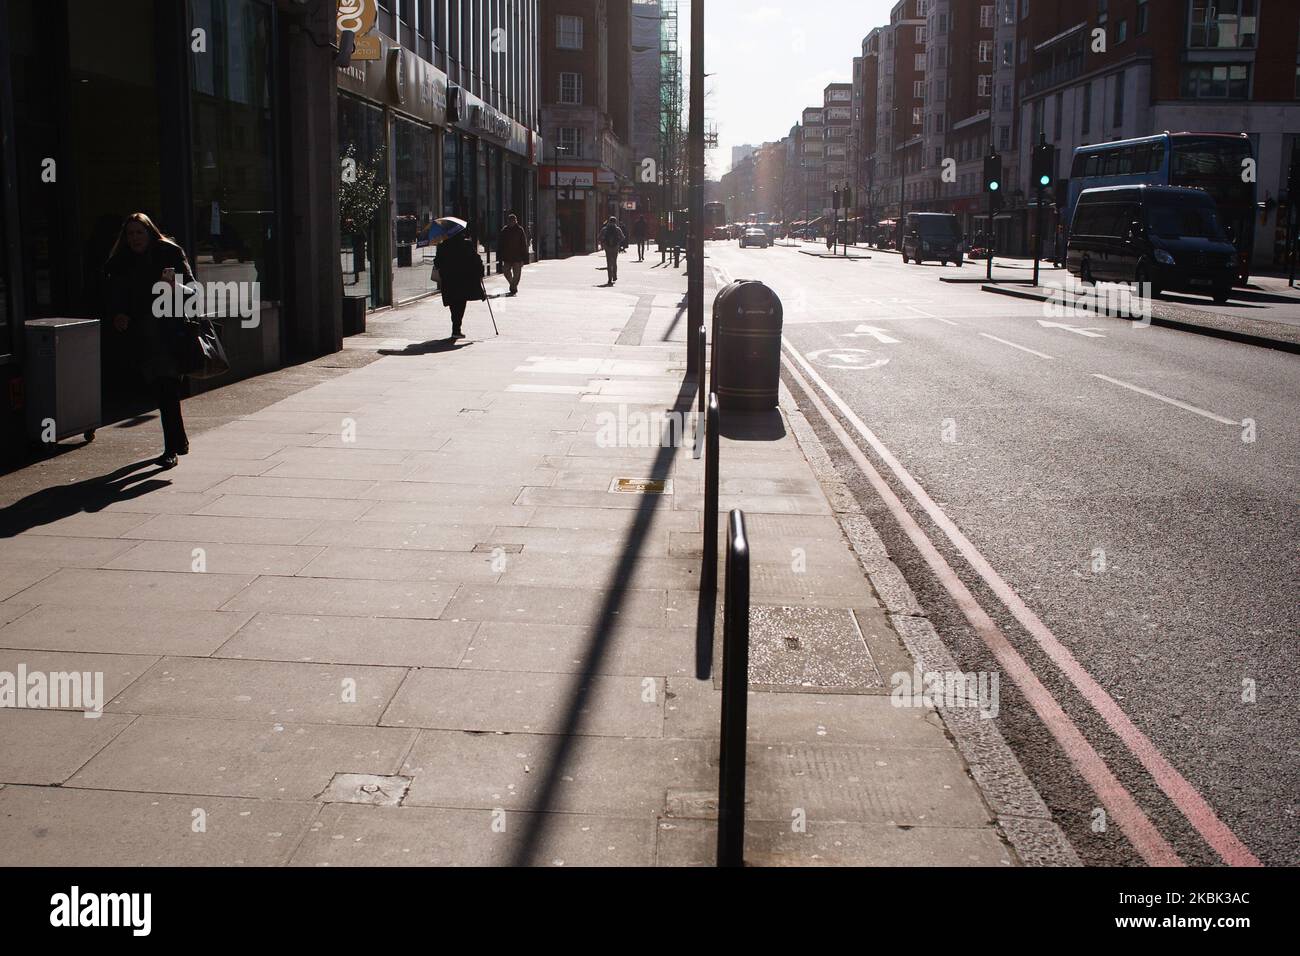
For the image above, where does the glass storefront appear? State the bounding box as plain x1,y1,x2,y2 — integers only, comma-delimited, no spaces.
391,115,438,304
189,0,279,360
339,93,389,309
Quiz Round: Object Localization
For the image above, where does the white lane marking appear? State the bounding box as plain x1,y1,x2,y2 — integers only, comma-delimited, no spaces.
978,333,1055,360
1037,319,1106,338
933,317,962,327
782,336,1261,867
1091,374,1238,426
847,325,902,344
806,348,890,371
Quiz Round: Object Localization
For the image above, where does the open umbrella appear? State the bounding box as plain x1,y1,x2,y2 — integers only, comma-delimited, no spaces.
425,216,468,245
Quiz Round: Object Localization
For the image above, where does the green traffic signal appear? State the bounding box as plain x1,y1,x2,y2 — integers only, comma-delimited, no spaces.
1038,173,1051,187
989,181,999,191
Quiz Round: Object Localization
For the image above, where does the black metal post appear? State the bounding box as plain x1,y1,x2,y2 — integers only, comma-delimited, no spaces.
686,0,705,375
716,508,749,867
986,188,994,283
697,325,706,414
1033,184,1043,286
703,392,719,590
1289,201,1297,289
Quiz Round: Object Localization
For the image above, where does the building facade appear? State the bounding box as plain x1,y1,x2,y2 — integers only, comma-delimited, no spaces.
538,0,633,258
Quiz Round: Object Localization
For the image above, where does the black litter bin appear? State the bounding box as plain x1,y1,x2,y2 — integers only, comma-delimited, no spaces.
711,280,783,410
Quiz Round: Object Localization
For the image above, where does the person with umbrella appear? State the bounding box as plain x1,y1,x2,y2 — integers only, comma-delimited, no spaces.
431,217,485,339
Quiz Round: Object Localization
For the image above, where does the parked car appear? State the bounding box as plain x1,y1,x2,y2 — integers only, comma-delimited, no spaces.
1067,184,1236,303
740,227,770,249
901,212,963,266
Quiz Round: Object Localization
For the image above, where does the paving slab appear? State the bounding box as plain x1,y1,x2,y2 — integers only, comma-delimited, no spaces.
300,519,492,551
214,613,476,668
381,668,663,737
295,546,501,583
11,567,254,610
123,513,320,545
222,576,456,620
0,605,252,656
106,540,323,576
0,785,318,866
442,583,668,629
0,648,157,707
289,803,654,866
0,709,136,784
66,716,417,800
402,729,713,818
107,656,409,725
462,622,695,678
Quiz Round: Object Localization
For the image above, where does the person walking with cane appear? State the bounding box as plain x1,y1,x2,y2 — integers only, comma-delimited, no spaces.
601,217,625,286
433,230,485,339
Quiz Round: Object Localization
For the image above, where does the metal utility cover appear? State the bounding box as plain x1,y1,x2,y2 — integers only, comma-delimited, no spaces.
746,605,883,691
318,773,412,807
609,477,672,495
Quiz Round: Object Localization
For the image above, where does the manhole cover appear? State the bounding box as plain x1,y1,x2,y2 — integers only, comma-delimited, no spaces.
609,477,672,494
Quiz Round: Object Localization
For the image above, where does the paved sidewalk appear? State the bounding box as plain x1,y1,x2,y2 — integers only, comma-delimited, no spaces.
0,250,1025,866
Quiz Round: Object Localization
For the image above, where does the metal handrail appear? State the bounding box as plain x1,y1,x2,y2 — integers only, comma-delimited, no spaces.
716,508,749,867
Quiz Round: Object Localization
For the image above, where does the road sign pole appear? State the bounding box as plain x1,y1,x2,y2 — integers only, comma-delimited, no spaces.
986,189,994,283
1033,185,1043,286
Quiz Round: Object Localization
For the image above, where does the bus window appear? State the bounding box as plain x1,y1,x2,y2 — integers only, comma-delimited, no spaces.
1085,153,1102,177
1072,153,1088,178
1114,147,1134,175
1132,143,1154,174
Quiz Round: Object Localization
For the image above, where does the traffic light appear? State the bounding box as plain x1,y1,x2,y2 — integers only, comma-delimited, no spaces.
983,152,1002,194
1033,142,1056,190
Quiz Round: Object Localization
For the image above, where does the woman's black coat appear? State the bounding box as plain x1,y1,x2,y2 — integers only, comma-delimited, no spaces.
105,241,195,382
434,234,486,306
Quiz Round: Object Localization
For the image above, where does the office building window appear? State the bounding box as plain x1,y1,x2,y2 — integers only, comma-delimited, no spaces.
1188,0,1256,48
977,74,992,97
1116,18,1127,44
979,40,992,62
916,26,927,44
980,5,994,27
914,53,925,71
1180,63,1250,98
999,125,1010,150
1081,81,1092,135
912,106,923,126
1137,0,1149,35
1113,70,1124,126
913,79,924,97
556,14,583,49
558,126,583,158
559,71,582,104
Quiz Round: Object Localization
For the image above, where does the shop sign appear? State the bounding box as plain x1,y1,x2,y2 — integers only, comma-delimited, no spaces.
337,0,381,61
551,169,594,188
470,105,513,143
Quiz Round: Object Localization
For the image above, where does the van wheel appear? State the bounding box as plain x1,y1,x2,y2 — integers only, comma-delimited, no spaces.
1136,264,1162,300
901,252,908,263
1212,289,1230,305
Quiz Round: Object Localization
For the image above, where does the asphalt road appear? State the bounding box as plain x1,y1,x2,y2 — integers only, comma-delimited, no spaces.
709,239,1300,867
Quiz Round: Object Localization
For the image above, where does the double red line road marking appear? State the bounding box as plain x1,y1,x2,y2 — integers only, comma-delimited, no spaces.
781,339,1260,867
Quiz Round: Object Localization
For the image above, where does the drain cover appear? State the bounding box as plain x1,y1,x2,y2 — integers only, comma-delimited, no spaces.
317,773,412,806
609,477,672,494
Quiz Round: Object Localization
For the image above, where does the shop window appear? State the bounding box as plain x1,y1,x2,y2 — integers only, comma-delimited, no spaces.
189,0,281,333
392,116,438,303
338,95,388,308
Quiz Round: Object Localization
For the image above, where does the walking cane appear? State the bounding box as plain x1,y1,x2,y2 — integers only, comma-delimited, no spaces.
482,282,499,336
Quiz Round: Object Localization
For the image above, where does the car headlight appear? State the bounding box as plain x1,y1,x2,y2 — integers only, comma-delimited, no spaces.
1154,249,1175,265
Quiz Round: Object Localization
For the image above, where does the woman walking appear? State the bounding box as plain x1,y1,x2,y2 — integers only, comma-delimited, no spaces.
105,213,195,469
433,230,485,338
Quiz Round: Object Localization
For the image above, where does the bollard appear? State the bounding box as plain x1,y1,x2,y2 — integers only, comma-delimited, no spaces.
716,508,749,867
697,325,706,415
702,393,720,590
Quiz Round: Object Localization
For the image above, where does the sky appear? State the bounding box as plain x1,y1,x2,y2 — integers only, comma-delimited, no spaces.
690,0,897,178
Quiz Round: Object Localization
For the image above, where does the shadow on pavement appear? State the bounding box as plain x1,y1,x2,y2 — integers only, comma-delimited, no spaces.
378,339,475,356
0,458,170,537
509,370,697,867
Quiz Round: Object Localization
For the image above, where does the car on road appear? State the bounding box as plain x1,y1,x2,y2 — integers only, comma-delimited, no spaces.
1067,184,1237,303
740,227,770,249
901,212,963,266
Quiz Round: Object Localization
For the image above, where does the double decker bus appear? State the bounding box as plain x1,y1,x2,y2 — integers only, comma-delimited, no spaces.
704,201,728,240
1067,133,1256,284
